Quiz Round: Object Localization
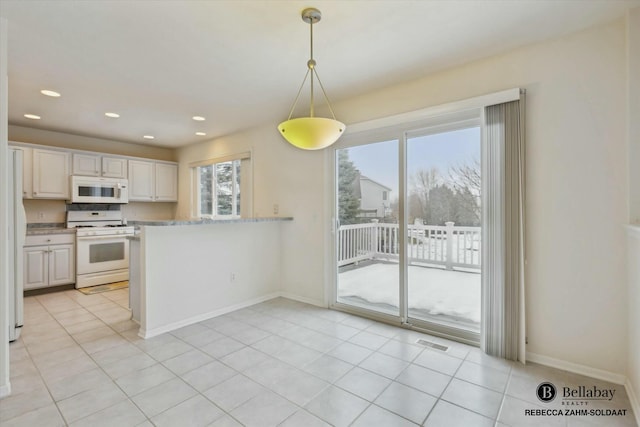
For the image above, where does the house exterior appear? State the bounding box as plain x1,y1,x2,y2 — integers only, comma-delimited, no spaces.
358,176,392,219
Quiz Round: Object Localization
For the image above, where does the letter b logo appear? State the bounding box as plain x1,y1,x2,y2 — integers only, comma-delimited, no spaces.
536,382,557,403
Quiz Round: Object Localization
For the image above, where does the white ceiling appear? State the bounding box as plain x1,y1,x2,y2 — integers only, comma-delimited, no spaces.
1,0,638,148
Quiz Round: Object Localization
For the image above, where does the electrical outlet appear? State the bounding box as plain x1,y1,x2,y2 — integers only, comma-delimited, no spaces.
273,204,279,215
230,273,236,283
38,212,45,220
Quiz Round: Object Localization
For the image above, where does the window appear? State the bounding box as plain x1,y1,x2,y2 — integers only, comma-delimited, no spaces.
194,159,241,218
382,190,388,201
332,88,525,350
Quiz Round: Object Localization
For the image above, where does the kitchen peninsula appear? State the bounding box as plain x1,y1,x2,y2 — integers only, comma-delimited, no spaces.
128,217,293,338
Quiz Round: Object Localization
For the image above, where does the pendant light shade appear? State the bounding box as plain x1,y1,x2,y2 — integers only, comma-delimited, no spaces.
278,8,345,150
278,117,345,150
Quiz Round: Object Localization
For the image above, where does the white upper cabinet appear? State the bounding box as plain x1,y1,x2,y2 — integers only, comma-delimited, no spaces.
155,163,178,202
13,146,33,198
10,142,176,202
73,153,127,178
102,156,127,178
129,160,178,202
73,153,101,176
128,160,155,201
32,149,70,199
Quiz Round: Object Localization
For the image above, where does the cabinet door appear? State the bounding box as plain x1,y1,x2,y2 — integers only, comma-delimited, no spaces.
49,244,75,286
12,146,33,198
102,157,127,178
33,149,70,199
24,246,48,290
72,153,101,176
155,163,178,202
128,160,155,201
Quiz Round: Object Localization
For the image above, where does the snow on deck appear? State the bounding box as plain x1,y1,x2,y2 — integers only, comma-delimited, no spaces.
338,262,480,325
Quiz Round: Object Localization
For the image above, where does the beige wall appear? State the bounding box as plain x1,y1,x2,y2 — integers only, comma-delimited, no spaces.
627,7,640,420
9,125,176,161
349,18,630,376
340,18,630,377
179,19,630,377
629,8,640,225
627,227,640,421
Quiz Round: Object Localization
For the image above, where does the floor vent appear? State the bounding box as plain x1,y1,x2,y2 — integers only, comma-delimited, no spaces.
415,339,449,352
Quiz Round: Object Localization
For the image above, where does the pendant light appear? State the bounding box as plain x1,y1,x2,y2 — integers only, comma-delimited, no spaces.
278,8,345,150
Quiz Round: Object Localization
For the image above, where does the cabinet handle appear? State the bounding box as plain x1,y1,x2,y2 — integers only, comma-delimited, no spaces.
46,239,51,242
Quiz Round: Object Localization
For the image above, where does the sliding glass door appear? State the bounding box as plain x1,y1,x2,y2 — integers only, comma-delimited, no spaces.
334,125,482,341
336,140,399,317
406,127,481,335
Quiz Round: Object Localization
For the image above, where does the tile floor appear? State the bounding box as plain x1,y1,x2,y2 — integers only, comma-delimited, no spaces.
1,289,637,427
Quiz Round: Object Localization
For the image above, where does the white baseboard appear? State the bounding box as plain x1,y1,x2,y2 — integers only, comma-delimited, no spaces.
526,352,626,385
625,377,640,426
137,291,325,339
0,381,11,399
138,292,281,339
278,291,326,308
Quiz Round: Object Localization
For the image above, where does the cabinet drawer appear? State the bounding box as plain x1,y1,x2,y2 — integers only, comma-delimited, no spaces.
25,233,75,247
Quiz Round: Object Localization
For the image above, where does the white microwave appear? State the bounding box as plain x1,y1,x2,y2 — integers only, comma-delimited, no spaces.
70,176,129,204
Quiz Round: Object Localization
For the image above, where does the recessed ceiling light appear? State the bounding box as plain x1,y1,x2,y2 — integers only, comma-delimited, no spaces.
105,112,120,118
192,116,206,121
24,114,41,120
195,132,206,136
143,135,155,140
40,89,61,97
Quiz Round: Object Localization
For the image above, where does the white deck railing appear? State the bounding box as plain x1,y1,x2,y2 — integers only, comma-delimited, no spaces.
338,221,481,270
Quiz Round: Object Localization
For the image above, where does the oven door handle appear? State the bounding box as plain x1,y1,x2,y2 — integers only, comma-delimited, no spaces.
77,235,131,241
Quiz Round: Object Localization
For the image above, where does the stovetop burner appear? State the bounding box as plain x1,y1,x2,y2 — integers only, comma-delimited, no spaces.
66,209,128,229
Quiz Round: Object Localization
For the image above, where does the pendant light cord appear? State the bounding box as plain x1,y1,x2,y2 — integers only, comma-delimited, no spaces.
309,19,315,117
284,13,338,121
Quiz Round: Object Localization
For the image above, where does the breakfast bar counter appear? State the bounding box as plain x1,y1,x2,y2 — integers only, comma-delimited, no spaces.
129,217,292,338
129,217,292,227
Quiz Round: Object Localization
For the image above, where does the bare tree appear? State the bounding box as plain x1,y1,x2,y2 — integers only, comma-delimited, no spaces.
408,167,440,223
449,159,481,198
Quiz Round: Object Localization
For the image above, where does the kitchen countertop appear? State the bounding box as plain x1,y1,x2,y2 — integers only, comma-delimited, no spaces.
128,217,293,227
26,223,76,236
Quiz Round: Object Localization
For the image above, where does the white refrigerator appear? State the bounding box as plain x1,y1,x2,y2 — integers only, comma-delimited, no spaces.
8,148,26,342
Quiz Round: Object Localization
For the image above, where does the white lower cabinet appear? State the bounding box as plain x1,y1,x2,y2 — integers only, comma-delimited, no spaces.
24,234,75,290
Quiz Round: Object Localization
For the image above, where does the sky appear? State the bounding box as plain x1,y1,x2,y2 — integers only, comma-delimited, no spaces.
343,127,481,198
